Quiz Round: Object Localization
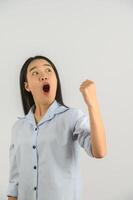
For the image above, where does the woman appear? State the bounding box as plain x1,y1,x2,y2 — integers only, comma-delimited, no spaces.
7,55,107,200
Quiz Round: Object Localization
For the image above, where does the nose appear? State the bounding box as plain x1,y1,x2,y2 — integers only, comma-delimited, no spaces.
39,75,48,81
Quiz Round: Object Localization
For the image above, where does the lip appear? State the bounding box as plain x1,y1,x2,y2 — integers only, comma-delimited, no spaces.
42,81,50,87
42,82,50,94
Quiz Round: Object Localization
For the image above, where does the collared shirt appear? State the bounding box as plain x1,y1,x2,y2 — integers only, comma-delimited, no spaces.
7,99,94,200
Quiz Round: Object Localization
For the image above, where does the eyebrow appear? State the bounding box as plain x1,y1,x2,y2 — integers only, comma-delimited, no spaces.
29,64,52,72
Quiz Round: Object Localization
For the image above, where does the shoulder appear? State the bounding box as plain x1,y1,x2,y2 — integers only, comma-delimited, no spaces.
11,116,26,133
67,106,87,118
64,106,87,125
56,105,87,123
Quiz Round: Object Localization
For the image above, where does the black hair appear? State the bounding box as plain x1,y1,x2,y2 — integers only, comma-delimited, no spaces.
20,55,69,115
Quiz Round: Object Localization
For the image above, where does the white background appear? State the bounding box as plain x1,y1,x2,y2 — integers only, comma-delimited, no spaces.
0,0,133,199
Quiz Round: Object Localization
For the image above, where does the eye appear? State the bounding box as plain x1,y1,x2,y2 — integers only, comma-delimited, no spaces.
32,71,39,75
47,68,52,72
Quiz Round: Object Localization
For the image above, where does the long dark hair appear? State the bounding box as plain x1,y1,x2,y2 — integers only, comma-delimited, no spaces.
20,55,69,115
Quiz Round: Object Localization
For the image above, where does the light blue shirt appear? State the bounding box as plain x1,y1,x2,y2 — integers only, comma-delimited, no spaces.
7,99,94,200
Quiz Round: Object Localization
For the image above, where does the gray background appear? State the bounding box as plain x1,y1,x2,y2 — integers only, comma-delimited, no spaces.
0,0,133,199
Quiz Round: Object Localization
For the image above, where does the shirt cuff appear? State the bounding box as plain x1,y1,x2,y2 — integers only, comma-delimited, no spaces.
7,182,18,198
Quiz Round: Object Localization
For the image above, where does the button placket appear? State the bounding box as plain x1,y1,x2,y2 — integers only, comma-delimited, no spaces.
32,126,39,192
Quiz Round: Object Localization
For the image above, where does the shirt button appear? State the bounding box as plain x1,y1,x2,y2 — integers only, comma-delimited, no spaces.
33,145,36,149
34,187,37,190
35,127,37,131
34,166,37,169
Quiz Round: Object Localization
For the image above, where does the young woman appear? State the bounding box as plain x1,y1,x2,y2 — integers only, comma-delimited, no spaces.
7,55,107,200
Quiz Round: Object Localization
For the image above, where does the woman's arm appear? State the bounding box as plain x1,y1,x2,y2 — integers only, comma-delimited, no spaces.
8,197,17,200
7,123,19,198
80,79,107,158
87,98,107,158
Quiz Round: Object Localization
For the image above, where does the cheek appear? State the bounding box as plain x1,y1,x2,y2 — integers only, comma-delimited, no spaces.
27,79,38,92
26,75,33,89
53,77,57,90
51,75,57,88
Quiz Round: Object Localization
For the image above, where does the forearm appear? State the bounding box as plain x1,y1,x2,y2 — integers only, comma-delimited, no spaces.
88,97,107,158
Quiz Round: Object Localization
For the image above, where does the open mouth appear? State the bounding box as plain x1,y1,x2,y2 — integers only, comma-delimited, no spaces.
42,83,50,93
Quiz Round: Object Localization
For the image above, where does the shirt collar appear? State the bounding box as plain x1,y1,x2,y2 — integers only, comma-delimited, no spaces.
18,99,70,126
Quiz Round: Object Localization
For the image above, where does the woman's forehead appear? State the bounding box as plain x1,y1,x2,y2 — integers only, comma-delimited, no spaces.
28,59,52,71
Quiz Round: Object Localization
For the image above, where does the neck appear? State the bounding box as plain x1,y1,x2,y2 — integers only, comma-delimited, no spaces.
34,103,50,116
33,99,55,123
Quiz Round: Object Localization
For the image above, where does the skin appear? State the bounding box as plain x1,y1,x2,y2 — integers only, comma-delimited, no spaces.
24,58,57,123
8,197,17,200
79,80,107,158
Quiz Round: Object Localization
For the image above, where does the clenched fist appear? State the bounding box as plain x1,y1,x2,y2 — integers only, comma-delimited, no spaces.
79,79,97,107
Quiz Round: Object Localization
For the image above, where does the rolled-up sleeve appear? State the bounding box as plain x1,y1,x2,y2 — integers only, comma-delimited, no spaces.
71,108,94,157
7,122,19,198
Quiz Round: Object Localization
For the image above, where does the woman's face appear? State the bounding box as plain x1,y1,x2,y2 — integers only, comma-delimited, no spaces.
24,59,57,105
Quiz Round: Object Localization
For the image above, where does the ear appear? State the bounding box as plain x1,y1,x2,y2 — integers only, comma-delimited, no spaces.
24,81,30,92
